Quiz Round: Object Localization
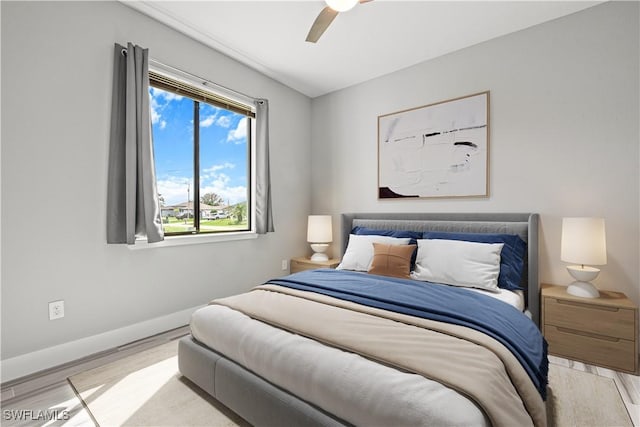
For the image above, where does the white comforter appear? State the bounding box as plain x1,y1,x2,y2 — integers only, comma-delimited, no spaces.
191,303,490,427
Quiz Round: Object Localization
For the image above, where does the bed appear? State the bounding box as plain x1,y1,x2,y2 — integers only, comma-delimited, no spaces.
178,212,547,426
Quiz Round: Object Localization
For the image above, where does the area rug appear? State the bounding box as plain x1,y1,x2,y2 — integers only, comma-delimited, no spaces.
546,363,632,427
70,339,632,427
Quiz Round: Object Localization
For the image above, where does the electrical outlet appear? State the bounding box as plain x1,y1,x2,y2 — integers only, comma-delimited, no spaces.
281,259,288,270
49,300,64,320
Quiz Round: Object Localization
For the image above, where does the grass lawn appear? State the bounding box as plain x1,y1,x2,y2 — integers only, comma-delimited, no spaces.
162,217,248,233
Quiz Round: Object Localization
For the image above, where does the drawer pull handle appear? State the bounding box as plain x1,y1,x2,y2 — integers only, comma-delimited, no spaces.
556,299,619,312
556,327,620,342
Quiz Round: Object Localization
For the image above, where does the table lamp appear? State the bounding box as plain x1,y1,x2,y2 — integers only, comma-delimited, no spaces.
560,217,607,298
307,215,332,261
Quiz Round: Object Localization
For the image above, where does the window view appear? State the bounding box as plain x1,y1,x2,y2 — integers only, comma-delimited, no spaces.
149,72,252,235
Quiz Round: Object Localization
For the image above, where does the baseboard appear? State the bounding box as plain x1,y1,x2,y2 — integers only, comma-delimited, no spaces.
1,305,203,384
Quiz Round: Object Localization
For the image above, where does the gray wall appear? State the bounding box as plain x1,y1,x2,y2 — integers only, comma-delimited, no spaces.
1,1,311,367
311,1,640,306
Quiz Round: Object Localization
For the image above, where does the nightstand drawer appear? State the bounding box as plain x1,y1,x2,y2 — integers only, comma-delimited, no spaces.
544,297,635,340
545,325,636,373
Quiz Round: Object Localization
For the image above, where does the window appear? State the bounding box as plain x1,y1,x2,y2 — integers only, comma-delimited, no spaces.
148,71,254,236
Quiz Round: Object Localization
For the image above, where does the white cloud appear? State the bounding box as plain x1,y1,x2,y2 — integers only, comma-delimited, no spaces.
203,162,235,176
201,113,234,130
156,175,192,206
201,103,219,114
150,96,161,125
200,162,246,205
216,115,231,128
158,162,246,206
200,114,218,128
201,175,247,206
150,106,161,125
162,92,183,102
227,117,247,143
149,87,184,130
151,87,183,102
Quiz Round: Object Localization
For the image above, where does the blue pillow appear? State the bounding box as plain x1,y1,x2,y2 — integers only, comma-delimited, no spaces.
352,226,423,242
422,231,527,291
352,227,422,265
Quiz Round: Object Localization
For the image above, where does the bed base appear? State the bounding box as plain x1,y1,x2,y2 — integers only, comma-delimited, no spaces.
178,336,349,426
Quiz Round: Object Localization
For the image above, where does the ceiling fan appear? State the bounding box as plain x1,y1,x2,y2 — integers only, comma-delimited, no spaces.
306,0,373,43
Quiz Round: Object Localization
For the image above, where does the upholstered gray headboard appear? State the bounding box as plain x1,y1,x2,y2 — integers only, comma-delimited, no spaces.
340,213,540,327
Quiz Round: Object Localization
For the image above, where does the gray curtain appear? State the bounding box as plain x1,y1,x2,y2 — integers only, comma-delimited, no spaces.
255,99,274,234
107,43,164,244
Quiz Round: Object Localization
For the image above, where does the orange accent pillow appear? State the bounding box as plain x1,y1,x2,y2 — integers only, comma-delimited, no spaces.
368,243,417,279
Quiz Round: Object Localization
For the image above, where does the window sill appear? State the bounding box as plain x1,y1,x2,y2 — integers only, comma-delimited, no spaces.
127,231,257,250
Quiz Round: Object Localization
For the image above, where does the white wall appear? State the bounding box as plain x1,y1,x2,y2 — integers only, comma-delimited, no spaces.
1,1,311,380
311,2,640,306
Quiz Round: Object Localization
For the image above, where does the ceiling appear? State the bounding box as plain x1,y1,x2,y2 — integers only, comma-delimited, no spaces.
124,1,601,98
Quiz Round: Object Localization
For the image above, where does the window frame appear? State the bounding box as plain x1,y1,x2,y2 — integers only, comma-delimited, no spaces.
147,67,256,242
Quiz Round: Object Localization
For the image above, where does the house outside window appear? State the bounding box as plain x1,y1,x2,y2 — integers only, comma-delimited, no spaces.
148,70,254,236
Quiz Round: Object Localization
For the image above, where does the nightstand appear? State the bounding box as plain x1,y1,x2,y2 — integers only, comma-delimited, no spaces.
290,257,340,274
541,283,638,374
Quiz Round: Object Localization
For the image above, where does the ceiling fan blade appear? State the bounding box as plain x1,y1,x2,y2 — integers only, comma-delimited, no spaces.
306,6,339,43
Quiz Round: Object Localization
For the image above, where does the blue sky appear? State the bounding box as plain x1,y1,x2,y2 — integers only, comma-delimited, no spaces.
149,87,249,207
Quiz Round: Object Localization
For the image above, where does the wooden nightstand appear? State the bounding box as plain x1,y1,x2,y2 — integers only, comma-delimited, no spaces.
541,283,638,374
290,257,340,274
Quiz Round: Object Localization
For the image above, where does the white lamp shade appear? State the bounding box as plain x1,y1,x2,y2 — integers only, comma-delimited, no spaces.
325,0,358,12
307,215,333,243
561,217,607,266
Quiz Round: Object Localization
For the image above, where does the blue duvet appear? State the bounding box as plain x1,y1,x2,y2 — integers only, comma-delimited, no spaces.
268,269,548,399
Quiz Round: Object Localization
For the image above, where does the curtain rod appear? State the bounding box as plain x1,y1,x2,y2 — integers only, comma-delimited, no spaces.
120,47,260,104
150,58,260,104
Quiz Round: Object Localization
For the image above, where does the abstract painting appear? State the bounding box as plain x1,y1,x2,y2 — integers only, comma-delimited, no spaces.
378,91,489,199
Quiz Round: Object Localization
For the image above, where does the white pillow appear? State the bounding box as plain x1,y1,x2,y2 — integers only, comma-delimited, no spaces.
337,234,412,272
411,239,504,292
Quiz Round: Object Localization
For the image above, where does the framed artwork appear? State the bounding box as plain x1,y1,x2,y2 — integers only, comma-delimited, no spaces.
378,91,489,199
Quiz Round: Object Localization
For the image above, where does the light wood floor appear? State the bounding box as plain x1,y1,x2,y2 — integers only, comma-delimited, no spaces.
1,380,95,427
2,331,638,427
1,326,189,427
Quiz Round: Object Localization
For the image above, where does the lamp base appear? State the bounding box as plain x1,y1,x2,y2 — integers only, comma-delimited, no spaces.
310,243,329,262
566,281,600,298
310,252,329,262
566,265,600,282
